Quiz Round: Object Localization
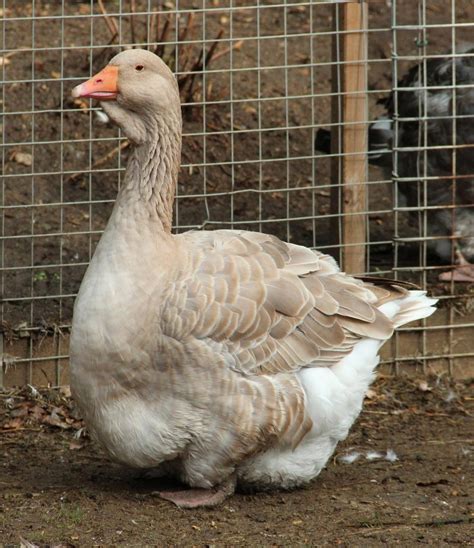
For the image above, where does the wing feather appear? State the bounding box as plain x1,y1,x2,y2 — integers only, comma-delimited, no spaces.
161,230,404,377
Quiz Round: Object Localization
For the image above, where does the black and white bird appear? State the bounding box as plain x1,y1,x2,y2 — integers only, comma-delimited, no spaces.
315,47,474,282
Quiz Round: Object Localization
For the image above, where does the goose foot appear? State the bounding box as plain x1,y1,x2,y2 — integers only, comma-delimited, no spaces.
154,475,236,509
439,251,474,283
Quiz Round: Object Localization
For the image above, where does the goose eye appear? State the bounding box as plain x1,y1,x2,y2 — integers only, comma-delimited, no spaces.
135,64,144,72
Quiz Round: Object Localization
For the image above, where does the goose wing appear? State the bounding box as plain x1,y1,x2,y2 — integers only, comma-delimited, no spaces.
161,230,403,376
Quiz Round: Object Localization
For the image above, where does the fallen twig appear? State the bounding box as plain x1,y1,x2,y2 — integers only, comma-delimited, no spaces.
349,516,473,534
1,427,42,434
425,438,474,445
0,48,28,66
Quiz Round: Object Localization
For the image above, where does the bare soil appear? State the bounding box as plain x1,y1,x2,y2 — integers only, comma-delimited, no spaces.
0,377,473,546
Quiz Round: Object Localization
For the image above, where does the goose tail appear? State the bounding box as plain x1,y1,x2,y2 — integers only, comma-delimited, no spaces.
379,290,438,329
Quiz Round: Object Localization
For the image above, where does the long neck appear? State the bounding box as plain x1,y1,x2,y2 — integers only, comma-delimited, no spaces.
116,113,181,233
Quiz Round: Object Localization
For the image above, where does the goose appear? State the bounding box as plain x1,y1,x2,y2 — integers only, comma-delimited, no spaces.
70,49,437,508
315,47,474,282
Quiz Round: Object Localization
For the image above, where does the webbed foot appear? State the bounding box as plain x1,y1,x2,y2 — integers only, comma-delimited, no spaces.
153,475,236,508
439,251,474,282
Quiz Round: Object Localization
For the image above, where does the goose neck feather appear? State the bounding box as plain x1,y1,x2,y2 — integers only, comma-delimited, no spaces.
115,115,181,232
102,98,182,233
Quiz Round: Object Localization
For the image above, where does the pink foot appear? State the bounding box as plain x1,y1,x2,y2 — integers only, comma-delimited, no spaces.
153,476,236,509
439,264,474,283
439,250,474,283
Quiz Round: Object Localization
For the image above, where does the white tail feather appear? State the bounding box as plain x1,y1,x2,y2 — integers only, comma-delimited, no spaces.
379,290,438,328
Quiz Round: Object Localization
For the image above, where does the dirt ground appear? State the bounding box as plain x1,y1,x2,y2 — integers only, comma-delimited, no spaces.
0,377,473,546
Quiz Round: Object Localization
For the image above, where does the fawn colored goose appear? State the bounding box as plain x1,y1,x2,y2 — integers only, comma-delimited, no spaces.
70,49,437,508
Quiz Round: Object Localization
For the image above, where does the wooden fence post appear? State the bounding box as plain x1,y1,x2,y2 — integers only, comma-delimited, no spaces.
331,0,369,274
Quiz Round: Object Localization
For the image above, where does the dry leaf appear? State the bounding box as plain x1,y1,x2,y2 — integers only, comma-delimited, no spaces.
365,388,377,399
30,405,45,420
0,57,11,67
42,412,70,430
12,151,32,166
51,70,61,79
418,381,432,392
10,406,29,418
244,105,257,115
290,5,306,13
73,98,89,111
60,385,72,398
3,417,23,430
69,441,83,450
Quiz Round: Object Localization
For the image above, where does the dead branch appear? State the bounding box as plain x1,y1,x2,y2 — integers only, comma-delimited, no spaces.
178,12,195,44
129,0,137,45
204,29,224,68
84,32,118,71
147,12,156,47
157,17,171,58
154,10,161,44
1,428,42,434
98,0,119,39
211,39,243,63
179,47,203,101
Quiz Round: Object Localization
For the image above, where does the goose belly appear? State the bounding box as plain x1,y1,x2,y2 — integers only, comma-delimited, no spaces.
84,392,194,468
70,321,199,469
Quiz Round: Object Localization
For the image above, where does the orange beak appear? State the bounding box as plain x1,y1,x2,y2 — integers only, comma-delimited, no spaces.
72,65,119,100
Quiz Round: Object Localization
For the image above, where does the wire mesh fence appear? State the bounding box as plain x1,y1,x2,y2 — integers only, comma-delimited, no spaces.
1,0,473,387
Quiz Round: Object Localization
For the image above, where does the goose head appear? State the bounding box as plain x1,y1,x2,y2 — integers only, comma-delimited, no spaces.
72,49,181,144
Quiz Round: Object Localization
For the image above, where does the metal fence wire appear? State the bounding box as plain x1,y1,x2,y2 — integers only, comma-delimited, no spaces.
1,0,473,387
